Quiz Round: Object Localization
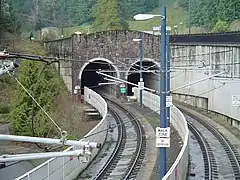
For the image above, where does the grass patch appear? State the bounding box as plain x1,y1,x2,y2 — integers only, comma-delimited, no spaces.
21,5,209,39
128,6,187,31
62,23,92,37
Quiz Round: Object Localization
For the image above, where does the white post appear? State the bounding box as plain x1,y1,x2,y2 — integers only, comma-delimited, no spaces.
48,162,50,180
62,157,65,179
0,134,101,148
0,150,84,162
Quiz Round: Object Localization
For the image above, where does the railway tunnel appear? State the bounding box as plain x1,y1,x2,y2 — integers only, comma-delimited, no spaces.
79,59,119,95
127,60,160,96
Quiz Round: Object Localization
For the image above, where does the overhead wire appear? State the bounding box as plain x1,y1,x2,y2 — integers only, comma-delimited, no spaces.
30,60,63,151
7,71,62,135
83,82,226,139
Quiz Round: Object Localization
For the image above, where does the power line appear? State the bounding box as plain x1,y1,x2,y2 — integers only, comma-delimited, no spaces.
83,83,226,139
7,71,63,135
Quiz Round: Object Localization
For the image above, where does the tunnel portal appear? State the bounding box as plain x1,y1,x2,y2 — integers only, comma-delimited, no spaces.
127,61,159,96
80,60,118,94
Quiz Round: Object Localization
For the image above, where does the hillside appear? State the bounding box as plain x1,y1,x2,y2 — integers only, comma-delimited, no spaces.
1,0,239,40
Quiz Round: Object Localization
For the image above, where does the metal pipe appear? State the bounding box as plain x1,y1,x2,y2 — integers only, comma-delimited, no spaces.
0,134,101,148
97,71,157,93
170,71,227,92
0,150,84,162
104,78,123,84
160,6,167,179
99,82,118,85
139,32,143,106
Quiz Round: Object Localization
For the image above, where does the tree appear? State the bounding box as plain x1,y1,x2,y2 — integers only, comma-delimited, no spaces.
10,61,61,137
178,0,240,29
212,20,230,33
92,0,128,31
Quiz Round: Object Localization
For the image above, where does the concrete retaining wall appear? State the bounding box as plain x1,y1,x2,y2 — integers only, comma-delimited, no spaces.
15,87,108,180
143,44,240,130
170,44,240,129
133,87,189,180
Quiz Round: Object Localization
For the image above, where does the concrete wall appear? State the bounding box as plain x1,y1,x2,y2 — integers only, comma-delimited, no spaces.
143,43,240,129
44,31,240,97
44,31,161,91
170,44,240,129
44,32,240,128
15,87,108,180
133,87,189,180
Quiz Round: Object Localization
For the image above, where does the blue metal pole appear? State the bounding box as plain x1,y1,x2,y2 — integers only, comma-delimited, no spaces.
139,32,143,107
160,6,167,179
166,32,171,127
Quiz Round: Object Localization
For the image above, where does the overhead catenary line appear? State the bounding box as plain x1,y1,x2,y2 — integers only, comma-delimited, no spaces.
7,71,62,134
83,83,226,139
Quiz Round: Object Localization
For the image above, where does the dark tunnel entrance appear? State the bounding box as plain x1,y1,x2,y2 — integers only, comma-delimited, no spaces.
127,61,159,96
80,60,118,94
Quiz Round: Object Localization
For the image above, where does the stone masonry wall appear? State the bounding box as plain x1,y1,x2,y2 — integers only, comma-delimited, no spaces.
44,30,161,92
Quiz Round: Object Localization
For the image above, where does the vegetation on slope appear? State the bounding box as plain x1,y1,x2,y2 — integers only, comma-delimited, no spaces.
0,39,97,140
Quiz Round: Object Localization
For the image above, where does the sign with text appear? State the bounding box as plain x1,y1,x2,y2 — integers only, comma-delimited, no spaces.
156,137,170,147
232,95,240,107
166,96,173,107
138,81,144,90
156,127,170,138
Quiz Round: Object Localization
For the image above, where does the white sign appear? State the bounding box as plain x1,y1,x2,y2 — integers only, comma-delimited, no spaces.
120,84,125,88
75,85,80,90
166,96,173,107
153,26,161,31
156,127,170,138
138,82,144,90
156,137,170,147
73,89,78,94
153,26,172,31
232,95,240,107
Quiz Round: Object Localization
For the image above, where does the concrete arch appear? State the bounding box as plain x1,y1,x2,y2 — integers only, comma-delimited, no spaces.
78,57,120,80
125,58,160,80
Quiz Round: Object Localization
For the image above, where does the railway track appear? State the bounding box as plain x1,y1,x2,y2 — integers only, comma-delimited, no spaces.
188,121,218,179
93,95,146,180
179,107,240,180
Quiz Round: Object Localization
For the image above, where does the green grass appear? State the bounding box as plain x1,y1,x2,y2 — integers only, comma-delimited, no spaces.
128,6,187,31
128,6,208,34
231,20,240,31
58,6,190,35
21,5,210,39
61,23,92,37
60,6,206,35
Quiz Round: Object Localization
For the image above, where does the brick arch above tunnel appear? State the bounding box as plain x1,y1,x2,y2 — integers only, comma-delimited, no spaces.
125,58,160,80
78,57,120,81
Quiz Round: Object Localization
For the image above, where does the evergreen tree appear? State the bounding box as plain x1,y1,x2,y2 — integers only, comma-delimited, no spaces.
178,0,240,29
212,20,230,32
92,0,127,31
10,61,61,137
